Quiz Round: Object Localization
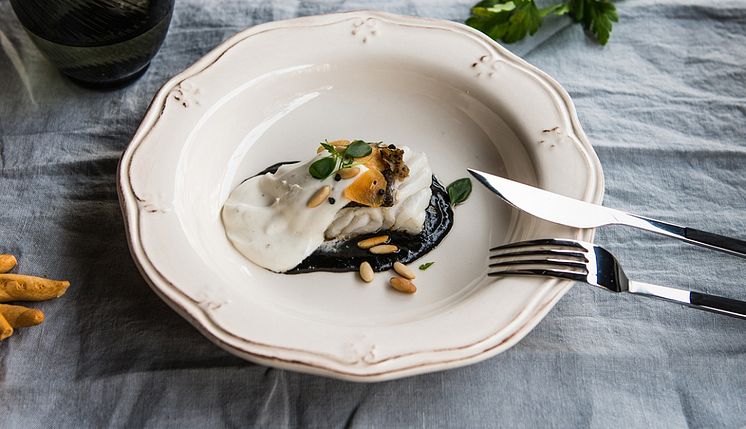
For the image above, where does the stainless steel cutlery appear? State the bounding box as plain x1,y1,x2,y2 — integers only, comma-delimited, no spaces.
470,169,746,320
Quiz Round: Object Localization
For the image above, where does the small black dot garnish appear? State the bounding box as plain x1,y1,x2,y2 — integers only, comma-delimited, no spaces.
334,174,341,181
328,197,336,205
373,180,377,185
388,144,396,149
377,189,385,195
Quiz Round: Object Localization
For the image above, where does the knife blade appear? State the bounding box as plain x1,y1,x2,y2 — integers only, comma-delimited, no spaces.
468,168,746,259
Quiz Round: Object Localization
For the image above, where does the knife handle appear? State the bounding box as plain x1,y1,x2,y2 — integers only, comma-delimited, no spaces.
684,228,746,257
626,215,746,259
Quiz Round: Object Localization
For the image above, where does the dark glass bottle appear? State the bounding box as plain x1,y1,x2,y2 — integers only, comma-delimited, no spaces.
10,0,174,88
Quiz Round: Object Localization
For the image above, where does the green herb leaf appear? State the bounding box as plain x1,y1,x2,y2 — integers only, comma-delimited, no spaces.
567,0,618,45
542,2,570,17
344,141,373,158
466,0,617,45
447,178,473,206
466,0,542,44
320,142,337,155
419,262,435,271
309,157,338,179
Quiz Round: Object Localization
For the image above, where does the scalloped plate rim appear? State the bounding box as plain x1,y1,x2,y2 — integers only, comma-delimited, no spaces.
117,10,604,382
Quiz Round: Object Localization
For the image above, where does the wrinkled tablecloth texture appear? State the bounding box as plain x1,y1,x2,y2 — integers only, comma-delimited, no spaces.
1,0,745,427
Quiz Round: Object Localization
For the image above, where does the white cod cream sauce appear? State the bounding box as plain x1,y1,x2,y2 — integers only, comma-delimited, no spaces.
222,146,432,273
222,154,362,272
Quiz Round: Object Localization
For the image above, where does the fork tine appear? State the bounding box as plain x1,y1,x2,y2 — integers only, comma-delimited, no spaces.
489,248,589,262
488,238,592,282
489,261,588,274
489,238,588,253
488,265,588,282
489,258,587,270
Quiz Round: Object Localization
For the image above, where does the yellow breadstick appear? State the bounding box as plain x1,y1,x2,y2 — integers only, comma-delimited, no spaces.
0,255,16,273
0,313,12,340
0,274,70,302
0,304,44,327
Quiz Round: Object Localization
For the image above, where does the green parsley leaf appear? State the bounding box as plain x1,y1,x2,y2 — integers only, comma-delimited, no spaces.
466,0,617,45
567,0,618,45
309,157,338,179
466,0,542,44
505,1,542,43
345,141,373,158
419,262,435,271
544,2,570,16
447,178,473,206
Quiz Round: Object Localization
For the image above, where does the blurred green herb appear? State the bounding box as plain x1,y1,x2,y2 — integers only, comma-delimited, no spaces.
466,0,618,45
419,262,435,271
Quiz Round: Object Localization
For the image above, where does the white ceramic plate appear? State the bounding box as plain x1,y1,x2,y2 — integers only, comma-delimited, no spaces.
118,11,603,381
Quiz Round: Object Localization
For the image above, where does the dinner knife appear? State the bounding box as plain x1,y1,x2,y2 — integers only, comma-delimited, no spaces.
468,168,746,259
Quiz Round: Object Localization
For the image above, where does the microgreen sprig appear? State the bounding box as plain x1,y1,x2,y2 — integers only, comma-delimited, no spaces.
308,157,337,179
345,141,373,158
309,140,373,180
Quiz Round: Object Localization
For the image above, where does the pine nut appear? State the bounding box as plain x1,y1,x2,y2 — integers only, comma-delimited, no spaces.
369,244,398,255
338,167,361,180
316,146,325,153
359,262,374,283
390,277,416,294
393,262,416,280
307,185,331,208
357,235,389,249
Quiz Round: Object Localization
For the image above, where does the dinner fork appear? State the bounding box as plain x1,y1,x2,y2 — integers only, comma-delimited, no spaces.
489,238,746,320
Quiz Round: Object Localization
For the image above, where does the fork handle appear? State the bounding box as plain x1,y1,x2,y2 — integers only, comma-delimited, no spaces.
690,292,746,319
628,281,746,320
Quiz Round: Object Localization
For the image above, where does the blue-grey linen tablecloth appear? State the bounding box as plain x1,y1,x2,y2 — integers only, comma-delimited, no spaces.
1,0,745,427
